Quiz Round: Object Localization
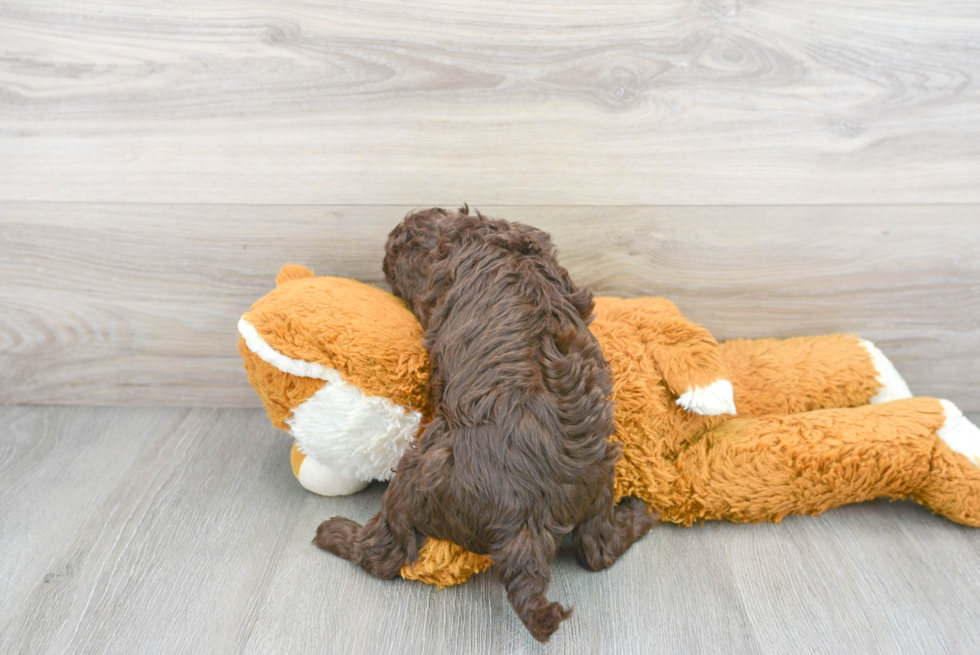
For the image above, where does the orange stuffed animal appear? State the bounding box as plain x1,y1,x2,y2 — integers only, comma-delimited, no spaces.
239,265,980,588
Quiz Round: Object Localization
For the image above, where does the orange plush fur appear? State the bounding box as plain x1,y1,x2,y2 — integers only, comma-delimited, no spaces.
239,266,980,588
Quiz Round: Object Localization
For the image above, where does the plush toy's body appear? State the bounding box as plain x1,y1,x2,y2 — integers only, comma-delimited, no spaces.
239,266,980,587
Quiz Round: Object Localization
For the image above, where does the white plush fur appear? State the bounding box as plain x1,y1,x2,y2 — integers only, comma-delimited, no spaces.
859,339,913,404
296,456,371,496
238,317,339,382
676,379,737,416
239,316,421,483
288,379,421,482
938,400,980,467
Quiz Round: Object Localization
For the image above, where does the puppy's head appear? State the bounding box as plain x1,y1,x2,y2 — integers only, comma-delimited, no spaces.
382,206,467,313
383,206,564,323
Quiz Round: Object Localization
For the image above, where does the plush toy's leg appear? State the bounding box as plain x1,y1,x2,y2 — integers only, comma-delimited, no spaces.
919,400,980,524
491,529,570,643
719,334,911,417
291,444,370,496
668,397,980,527
572,477,657,571
601,297,737,416
858,339,914,403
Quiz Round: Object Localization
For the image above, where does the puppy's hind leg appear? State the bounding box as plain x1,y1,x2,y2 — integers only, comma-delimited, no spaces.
315,508,421,580
492,529,571,643
315,442,435,578
572,478,657,572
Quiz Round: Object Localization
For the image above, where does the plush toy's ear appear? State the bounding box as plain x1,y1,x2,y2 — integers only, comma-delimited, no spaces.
277,264,315,286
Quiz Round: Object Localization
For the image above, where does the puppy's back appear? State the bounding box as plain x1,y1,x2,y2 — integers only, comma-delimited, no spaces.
420,215,616,543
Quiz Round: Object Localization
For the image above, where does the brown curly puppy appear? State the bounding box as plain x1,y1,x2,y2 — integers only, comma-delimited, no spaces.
314,207,655,642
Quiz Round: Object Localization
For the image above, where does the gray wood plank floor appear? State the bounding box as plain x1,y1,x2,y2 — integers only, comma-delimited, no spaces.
2,405,979,655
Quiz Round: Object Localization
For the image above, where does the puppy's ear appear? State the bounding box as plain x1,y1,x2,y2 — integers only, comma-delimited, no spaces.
382,225,409,289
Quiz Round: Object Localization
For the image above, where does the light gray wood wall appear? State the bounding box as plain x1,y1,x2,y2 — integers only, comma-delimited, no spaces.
2,1,979,205
1,2,979,409
2,204,978,408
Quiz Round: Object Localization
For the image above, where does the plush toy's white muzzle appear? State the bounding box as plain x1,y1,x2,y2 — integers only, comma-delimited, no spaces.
239,317,422,495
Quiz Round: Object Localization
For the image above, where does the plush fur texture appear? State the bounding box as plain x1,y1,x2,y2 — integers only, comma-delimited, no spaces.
240,315,420,483
237,270,429,494
236,226,980,639
403,328,980,587
313,208,655,642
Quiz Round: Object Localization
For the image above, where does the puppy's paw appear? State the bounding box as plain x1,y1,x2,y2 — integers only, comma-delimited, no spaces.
675,379,736,416
525,602,573,643
313,516,362,560
618,495,658,537
575,496,657,572
575,540,614,572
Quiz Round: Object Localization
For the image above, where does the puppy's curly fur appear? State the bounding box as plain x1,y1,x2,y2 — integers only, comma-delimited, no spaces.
315,207,655,642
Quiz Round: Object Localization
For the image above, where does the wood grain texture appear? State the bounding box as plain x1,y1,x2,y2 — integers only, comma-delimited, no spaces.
1,1,978,205
2,203,978,409
0,406,305,655
3,3,978,650
0,406,161,624
1,406,979,654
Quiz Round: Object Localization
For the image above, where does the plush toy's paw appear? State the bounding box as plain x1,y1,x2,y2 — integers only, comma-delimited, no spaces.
675,379,737,416
860,339,913,403
939,400,980,467
291,444,370,496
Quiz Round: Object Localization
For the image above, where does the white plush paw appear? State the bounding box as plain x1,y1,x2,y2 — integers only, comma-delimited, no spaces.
859,339,913,404
295,456,371,496
676,379,737,416
938,400,980,467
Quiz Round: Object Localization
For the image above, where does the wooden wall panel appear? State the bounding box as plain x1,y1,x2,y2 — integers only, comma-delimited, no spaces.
0,1,978,205
1,203,977,409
